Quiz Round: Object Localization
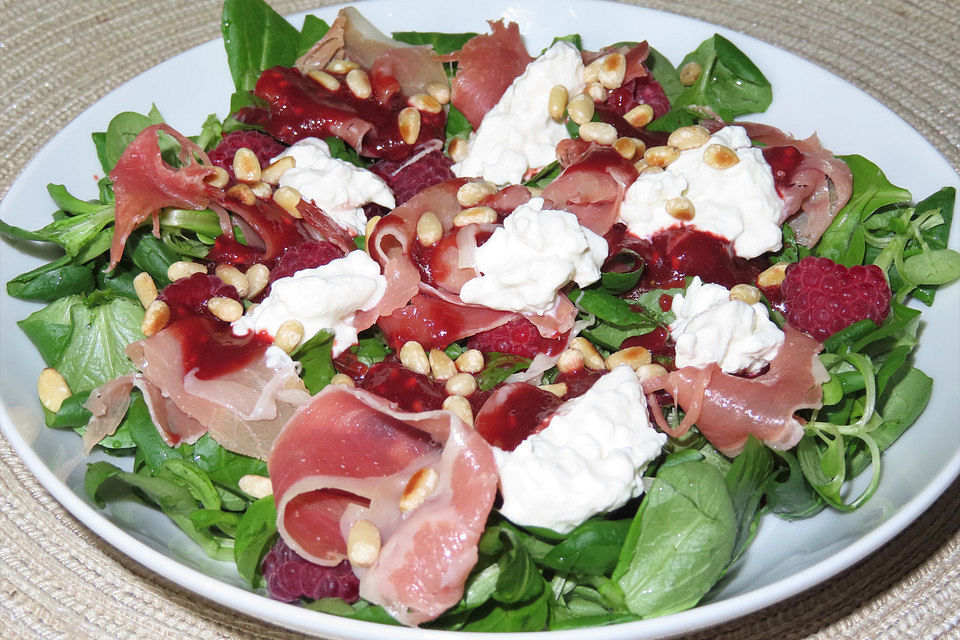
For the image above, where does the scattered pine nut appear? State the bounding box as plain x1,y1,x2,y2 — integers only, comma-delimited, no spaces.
226,183,256,206
245,264,270,298
579,122,617,146
585,81,608,102
557,348,585,373
538,383,568,398
347,519,381,567
644,145,681,167
679,61,703,86
307,69,340,92
448,138,468,163
399,467,440,511
273,186,302,218
442,395,474,426
613,137,637,160
667,125,711,151
605,346,652,370
215,264,250,298
399,341,430,375
428,349,457,381
409,93,442,114
205,166,229,188
598,53,626,89
636,363,669,380
703,143,740,170
167,260,206,282
426,82,451,105
398,107,421,145
624,104,655,128
38,367,71,413
665,196,696,221
346,68,372,99
133,272,158,309
330,373,356,387
571,337,607,370
416,211,443,246
238,474,272,499
548,85,569,122
141,300,171,337
232,147,262,183
455,349,484,373
453,206,497,227
457,181,496,207
261,156,294,185
567,93,595,126
757,263,789,288
207,296,243,322
273,319,305,354
326,59,359,74
445,372,477,397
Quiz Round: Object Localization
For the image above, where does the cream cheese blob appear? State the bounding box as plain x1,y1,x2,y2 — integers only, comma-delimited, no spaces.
669,277,785,374
494,366,668,534
619,125,783,258
272,137,395,235
458,198,607,315
452,41,586,185
232,250,386,356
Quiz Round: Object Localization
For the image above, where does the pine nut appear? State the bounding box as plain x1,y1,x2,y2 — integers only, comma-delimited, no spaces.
584,57,604,84
605,346,652,370
416,211,443,246
579,122,617,146
364,216,381,251
250,181,273,199
428,348,457,381
273,319,305,353
666,196,695,221
326,58,359,74
445,372,477,397
631,138,647,158
548,84,568,122
399,341,430,375
261,155,295,185
38,367,71,413
585,81,608,102
167,260,206,281
624,104,655,129
226,183,256,206
245,264,270,298
232,148,262,183
448,138,468,163
307,69,340,92
457,181,496,207
331,373,356,387
442,395,474,427
455,349,484,373
238,474,272,499
644,145,681,167
638,164,663,176
347,519,381,568
409,93,442,114
613,137,637,160
636,363,668,380
679,61,703,86
398,107,421,145
133,272,158,308
668,125,711,151
205,166,229,188
757,263,789,288
273,186,302,218
571,337,606,370
453,206,497,227
141,300,170,337
426,82,451,105
399,467,440,511
215,264,250,297
729,284,762,305
567,93,595,126
703,143,740,170
207,296,243,322
538,383,568,398
599,53,626,89
557,348,585,373
346,69,372,99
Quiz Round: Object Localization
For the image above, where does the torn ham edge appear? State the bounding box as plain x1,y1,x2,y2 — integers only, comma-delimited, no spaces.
641,327,828,457
582,41,651,85
268,385,498,626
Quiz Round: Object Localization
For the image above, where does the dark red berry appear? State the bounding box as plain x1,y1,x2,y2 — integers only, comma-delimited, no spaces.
261,538,359,603
467,318,569,359
359,360,446,413
270,241,345,283
369,144,455,205
474,383,563,451
208,131,287,179
157,273,240,323
605,74,671,120
782,256,892,341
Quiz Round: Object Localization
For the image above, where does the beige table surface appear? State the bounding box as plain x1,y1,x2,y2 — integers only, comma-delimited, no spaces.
1,0,958,638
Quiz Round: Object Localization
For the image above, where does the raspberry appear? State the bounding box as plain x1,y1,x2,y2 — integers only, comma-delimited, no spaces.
467,318,569,359
157,273,240,323
370,144,454,205
270,241,345,283
782,256,891,341
261,538,359,603
606,74,671,121
359,360,446,412
208,131,286,178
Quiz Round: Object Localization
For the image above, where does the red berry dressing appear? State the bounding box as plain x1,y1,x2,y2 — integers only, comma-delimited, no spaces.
761,145,803,196
474,383,564,451
205,236,266,268
158,273,241,323
171,316,272,381
359,360,447,413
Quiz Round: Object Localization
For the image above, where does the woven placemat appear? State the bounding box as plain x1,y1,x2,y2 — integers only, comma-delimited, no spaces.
0,0,958,638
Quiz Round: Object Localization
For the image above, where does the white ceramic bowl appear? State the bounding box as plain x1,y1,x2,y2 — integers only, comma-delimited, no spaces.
1,1,958,638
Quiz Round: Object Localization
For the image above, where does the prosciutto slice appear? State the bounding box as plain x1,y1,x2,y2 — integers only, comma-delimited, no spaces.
376,291,513,350
449,20,532,128
268,385,497,626
642,327,827,456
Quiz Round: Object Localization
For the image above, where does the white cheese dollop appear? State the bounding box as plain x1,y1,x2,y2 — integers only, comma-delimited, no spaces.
458,198,607,315
494,366,667,534
272,137,395,235
232,250,386,356
619,125,782,258
669,277,784,374
452,41,585,185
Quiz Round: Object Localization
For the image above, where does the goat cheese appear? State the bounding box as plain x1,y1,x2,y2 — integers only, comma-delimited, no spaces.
232,250,386,356
458,198,607,315
669,277,784,374
452,41,585,185
272,137,395,235
619,125,782,258
494,366,667,534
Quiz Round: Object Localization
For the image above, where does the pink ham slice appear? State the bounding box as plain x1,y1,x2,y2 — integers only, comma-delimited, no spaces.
642,327,827,456
376,291,513,350
268,385,498,626
449,20,532,129
582,41,650,85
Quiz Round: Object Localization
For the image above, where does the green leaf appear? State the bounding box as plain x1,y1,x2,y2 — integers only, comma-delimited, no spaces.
234,496,277,586
548,34,582,51
126,396,183,472
461,583,549,632
183,434,268,491
17,295,81,365
538,519,631,575
99,107,166,173
900,249,960,286
494,545,542,603
476,353,531,391
392,31,477,55
724,436,773,565
765,449,825,520
7,260,94,301
325,136,370,168
158,459,221,510
127,230,181,287
351,333,392,366
445,104,473,144
617,461,736,618
47,390,93,428
293,330,336,394
221,0,300,92
297,15,330,57
644,46,683,102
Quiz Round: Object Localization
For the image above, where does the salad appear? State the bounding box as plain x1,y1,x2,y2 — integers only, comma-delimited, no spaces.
2,0,959,631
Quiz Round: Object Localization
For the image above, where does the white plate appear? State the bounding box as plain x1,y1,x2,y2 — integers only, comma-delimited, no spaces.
1,1,958,638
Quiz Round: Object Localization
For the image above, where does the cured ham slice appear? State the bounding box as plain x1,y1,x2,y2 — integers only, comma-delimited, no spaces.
642,327,827,456
108,124,218,268
376,291,512,350
268,385,497,626
450,21,532,128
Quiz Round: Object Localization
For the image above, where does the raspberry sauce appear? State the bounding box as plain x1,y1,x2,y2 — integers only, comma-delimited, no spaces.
474,383,563,451
171,316,272,380
359,360,446,412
